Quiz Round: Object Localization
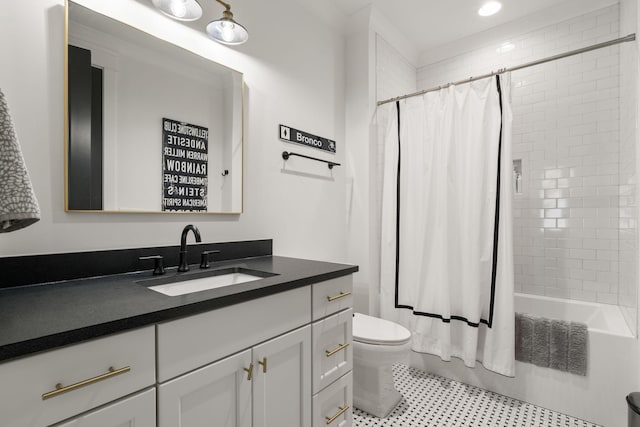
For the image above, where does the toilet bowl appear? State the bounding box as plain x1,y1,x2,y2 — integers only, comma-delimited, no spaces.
352,313,411,418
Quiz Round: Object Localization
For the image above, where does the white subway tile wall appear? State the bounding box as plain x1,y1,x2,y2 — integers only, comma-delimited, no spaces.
413,6,633,307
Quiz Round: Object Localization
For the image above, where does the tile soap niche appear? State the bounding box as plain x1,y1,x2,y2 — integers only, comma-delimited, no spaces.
513,159,522,195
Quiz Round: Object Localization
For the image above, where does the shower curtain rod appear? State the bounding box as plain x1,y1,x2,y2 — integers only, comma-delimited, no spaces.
377,33,636,106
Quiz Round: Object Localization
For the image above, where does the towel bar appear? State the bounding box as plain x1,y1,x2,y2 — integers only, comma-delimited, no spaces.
282,151,340,169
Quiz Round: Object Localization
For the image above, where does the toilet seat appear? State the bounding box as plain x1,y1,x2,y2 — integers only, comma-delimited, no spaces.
353,313,411,346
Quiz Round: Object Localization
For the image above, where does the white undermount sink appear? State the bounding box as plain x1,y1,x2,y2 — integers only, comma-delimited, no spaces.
140,267,275,296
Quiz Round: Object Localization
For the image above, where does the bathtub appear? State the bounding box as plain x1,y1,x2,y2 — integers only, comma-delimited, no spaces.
409,293,637,427
514,293,633,338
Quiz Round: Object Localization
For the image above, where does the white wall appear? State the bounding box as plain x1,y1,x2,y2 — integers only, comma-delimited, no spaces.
375,35,417,109
344,6,418,315
0,0,347,263
345,7,376,315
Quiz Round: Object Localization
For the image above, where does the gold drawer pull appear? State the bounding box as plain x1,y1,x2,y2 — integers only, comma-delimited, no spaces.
325,343,350,357
327,291,351,302
244,363,254,381
42,366,130,400
325,405,349,425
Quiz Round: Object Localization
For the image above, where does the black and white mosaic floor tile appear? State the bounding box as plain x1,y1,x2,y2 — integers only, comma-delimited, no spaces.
353,364,601,427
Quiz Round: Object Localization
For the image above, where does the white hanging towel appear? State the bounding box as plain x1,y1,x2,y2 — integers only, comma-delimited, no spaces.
0,88,40,232
379,74,515,376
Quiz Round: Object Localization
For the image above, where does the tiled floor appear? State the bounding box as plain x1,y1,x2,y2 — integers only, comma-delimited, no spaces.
353,364,601,427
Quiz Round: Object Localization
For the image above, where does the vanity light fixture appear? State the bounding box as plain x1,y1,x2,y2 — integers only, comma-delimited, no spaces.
151,0,203,21
206,0,249,45
478,1,502,17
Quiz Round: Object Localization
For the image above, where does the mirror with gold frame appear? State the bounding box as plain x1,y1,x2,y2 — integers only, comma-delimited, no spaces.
65,1,244,214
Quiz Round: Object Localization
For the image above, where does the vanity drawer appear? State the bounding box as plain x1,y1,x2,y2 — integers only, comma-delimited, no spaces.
0,326,155,427
312,308,353,394
312,371,353,427
157,286,311,382
55,388,156,427
312,275,353,321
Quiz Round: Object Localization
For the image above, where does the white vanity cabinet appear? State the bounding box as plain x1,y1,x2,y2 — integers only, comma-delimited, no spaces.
158,326,311,427
0,326,155,427
157,274,354,427
158,349,253,427
313,372,353,427
157,286,312,427
253,325,311,427
156,286,311,383
311,276,354,427
0,271,355,427
312,308,353,394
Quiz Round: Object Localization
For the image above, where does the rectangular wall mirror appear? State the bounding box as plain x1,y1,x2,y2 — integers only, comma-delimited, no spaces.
65,1,244,214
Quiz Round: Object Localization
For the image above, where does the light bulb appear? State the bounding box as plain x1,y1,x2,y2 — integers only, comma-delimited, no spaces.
221,21,236,42
152,0,202,20
169,0,187,18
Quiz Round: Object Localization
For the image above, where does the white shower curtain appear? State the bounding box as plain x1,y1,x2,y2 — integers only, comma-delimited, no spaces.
378,74,515,376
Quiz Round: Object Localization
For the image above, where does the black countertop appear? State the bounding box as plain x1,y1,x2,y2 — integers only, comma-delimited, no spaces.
0,255,358,362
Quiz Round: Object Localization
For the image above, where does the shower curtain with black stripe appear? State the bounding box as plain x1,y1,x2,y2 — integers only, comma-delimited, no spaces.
378,74,515,376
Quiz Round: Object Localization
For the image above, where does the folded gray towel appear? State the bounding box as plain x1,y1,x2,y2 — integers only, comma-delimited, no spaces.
550,319,569,371
0,88,40,232
515,312,588,376
515,313,534,363
532,317,551,367
568,322,588,376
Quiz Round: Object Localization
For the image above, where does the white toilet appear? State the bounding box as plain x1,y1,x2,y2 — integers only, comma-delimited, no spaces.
352,313,412,418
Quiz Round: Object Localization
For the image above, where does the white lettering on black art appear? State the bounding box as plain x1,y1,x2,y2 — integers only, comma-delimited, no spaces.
164,159,207,175
296,133,323,147
166,135,207,150
164,120,209,139
162,118,209,212
279,124,336,153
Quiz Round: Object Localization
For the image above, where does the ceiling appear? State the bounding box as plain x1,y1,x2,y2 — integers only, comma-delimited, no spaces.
328,0,616,54
134,0,619,61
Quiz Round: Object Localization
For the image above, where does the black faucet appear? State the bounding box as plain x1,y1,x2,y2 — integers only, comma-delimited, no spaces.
178,224,202,272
